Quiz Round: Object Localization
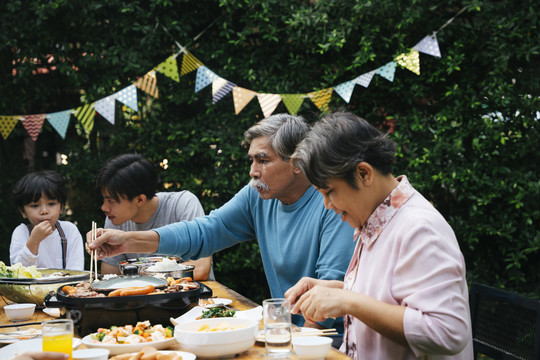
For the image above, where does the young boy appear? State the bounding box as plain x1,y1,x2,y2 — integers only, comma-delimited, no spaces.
10,170,84,270
96,153,214,280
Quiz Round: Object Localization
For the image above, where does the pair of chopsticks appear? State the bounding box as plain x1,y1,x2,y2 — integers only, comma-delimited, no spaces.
89,221,98,283
256,328,338,342
293,328,338,337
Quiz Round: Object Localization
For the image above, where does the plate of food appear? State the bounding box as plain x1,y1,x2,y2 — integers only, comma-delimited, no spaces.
0,328,41,344
198,297,232,308
110,348,195,360
82,321,178,355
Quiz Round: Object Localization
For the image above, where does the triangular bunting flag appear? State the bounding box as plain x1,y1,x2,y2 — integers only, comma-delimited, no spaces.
395,50,420,75
95,95,116,124
135,71,158,98
333,80,356,103
155,55,180,82
195,66,218,93
375,62,397,82
257,94,282,118
281,94,305,115
181,51,203,76
115,85,138,112
46,110,71,139
212,78,236,104
413,33,441,57
20,114,46,141
354,70,376,88
74,103,96,134
308,88,333,112
232,87,257,115
0,115,20,140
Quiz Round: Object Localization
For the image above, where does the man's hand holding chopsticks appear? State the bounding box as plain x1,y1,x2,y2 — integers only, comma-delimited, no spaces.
85,229,160,259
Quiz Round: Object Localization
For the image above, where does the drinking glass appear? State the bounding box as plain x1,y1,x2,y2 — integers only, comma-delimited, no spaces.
42,319,74,360
263,298,292,357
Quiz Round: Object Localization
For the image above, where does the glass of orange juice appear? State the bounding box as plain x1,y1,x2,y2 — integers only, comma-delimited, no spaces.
42,319,74,360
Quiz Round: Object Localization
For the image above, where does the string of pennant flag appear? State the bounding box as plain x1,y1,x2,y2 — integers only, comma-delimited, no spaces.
0,28,444,143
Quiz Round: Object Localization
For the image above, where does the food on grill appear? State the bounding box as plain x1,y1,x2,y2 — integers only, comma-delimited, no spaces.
62,282,106,298
90,321,174,345
61,276,198,298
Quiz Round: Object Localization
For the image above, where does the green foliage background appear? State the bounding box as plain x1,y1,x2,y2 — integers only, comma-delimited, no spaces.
0,0,538,303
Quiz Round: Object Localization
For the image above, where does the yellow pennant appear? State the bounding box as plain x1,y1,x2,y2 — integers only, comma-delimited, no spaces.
232,87,257,115
135,71,159,98
181,51,203,76
0,115,20,140
156,55,180,82
281,94,306,115
74,103,96,134
395,50,420,75
308,88,333,112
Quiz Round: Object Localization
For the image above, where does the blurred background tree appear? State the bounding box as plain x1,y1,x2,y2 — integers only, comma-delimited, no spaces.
0,0,538,302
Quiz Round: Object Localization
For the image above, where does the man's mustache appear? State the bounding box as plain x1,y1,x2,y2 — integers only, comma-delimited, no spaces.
249,178,270,191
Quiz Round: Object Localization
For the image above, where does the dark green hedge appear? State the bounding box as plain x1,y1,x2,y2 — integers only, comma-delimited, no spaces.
0,0,538,303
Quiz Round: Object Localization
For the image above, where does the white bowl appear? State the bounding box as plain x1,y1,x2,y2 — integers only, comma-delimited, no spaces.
4,303,36,321
72,348,110,360
174,317,258,358
292,336,333,360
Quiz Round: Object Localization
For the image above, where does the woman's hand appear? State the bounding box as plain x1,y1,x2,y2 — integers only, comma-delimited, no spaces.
13,351,68,360
292,285,348,323
285,277,321,307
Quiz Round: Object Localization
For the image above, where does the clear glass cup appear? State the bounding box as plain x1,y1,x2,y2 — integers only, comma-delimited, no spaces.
42,319,74,360
263,298,292,357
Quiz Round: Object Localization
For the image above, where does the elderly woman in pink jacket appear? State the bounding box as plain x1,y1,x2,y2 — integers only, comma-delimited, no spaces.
285,112,473,360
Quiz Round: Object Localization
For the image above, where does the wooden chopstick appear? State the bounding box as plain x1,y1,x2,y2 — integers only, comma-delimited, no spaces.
293,331,339,337
90,221,98,282
89,222,93,284
93,221,98,280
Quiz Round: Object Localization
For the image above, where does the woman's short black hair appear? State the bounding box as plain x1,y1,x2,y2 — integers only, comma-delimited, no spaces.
292,112,397,189
95,154,157,201
12,170,67,209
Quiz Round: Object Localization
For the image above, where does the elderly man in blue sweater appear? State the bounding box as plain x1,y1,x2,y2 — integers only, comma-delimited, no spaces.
87,113,355,336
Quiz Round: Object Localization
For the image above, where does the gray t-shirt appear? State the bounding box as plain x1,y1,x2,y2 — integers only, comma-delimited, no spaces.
102,191,214,279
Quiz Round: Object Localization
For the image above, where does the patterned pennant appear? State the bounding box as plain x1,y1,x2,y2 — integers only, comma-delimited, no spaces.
413,33,441,58
74,103,96,134
257,94,282,118
281,94,305,115
375,61,397,82
181,51,203,76
232,87,257,115
20,114,46,141
46,110,71,139
354,70,376,88
95,95,116,124
308,88,333,112
0,115,20,140
115,85,138,112
395,50,420,75
135,71,158,98
195,66,218,93
333,80,356,103
155,55,180,82
212,78,236,104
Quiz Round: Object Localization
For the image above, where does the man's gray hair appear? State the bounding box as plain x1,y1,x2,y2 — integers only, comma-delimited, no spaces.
244,114,310,160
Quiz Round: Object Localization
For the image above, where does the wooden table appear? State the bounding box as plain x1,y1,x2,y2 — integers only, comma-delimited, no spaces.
1,281,351,359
